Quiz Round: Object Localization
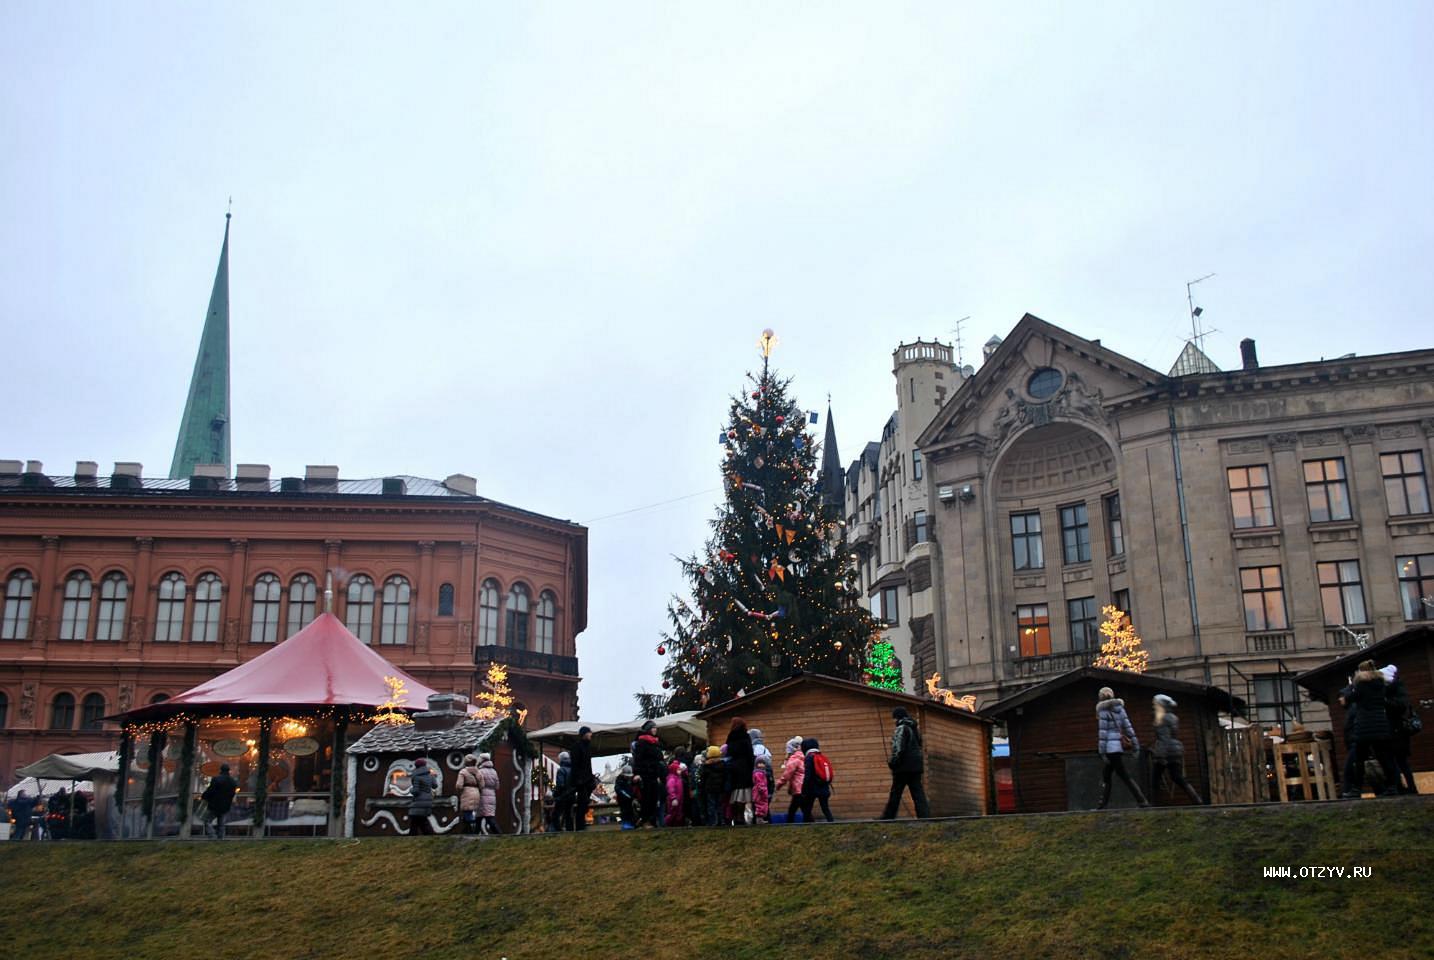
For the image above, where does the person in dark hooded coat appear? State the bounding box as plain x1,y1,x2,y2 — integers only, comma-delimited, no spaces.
1341,660,1399,798
408,758,438,835
880,707,930,819
570,727,597,831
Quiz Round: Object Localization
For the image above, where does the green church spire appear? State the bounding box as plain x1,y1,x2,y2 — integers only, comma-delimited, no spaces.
169,215,232,479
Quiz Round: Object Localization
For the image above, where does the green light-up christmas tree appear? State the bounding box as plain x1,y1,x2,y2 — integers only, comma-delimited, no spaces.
865,637,903,691
656,331,878,710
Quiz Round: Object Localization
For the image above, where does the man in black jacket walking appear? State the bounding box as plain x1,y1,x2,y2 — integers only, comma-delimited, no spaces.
880,707,931,819
570,726,597,831
201,764,240,839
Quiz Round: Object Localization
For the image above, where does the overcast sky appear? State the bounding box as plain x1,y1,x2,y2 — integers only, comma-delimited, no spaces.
4,3,1432,724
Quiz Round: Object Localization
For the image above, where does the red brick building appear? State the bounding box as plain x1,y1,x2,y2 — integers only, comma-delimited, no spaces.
0,461,588,788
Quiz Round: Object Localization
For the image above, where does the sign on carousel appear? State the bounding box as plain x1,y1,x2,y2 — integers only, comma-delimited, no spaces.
282,737,320,757
213,739,248,757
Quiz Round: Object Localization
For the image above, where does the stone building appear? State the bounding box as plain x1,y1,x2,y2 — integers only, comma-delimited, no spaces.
917,313,1434,725
843,341,970,693
0,220,588,786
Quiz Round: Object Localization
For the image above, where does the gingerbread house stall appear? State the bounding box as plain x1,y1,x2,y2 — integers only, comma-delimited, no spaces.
346,694,533,836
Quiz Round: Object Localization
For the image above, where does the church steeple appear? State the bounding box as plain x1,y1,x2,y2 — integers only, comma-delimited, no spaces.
169,215,232,479
820,403,844,513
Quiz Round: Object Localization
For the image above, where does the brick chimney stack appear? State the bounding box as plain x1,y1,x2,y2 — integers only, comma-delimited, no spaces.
1240,338,1259,371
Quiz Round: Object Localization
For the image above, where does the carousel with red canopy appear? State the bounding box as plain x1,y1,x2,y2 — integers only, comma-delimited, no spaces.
112,612,451,839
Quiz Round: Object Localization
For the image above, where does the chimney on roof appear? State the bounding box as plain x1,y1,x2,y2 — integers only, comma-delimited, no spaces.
381,477,407,496
413,693,470,731
0,460,23,479
443,473,477,496
111,462,143,489
25,460,43,475
21,461,52,488
305,465,339,493
190,463,226,491
1240,338,1259,371
236,463,270,492
74,461,98,480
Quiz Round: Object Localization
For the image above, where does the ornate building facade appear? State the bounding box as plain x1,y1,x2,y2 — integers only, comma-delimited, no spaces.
918,314,1434,724
0,464,588,785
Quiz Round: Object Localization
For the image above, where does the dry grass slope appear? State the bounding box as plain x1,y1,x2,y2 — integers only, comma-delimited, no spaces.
3,799,1432,960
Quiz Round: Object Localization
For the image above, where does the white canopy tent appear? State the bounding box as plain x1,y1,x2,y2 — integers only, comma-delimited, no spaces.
527,712,708,756
7,751,121,839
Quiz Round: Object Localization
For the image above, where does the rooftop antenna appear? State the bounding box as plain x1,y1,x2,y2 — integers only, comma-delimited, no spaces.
952,316,970,367
1185,273,1217,352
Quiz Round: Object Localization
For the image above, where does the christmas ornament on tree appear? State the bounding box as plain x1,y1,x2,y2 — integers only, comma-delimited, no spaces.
1093,605,1149,673
649,331,878,710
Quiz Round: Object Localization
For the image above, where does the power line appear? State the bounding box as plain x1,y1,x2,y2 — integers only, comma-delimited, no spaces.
584,488,722,524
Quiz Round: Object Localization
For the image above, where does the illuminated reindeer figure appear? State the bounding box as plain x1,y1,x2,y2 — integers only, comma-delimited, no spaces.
927,673,977,712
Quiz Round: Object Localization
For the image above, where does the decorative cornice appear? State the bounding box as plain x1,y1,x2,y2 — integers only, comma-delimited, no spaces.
1268,432,1299,451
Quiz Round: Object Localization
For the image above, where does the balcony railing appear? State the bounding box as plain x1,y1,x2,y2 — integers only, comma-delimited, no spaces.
1004,649,1098,681
475,644,579,677
1324,626,1372,649
1245,631,1294,653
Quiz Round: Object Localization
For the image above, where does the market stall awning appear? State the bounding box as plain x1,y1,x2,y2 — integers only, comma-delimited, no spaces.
527,712,707,754
15,751,119,782
110,613,448,724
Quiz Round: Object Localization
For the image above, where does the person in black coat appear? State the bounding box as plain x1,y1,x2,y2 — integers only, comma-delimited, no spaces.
1383,666,1419,794
569,726,597,831
1338,682,1361,794
799,737,834,823
632,721,667,827
880,707,931,819
408,758,439,834
725,717,756,826
1341,660,1399,798
201,764,240,839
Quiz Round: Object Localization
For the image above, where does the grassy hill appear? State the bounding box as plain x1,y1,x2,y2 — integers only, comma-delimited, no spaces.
4,799,1432,960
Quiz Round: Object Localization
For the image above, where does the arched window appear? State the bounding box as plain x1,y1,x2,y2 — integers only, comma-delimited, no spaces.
478,579,500,646
380,576,410,645
191,573,223,643
251,574,281,644
505,583,530,650
96,573,128,642
536,591,556,654
154,573,186,642
2,571,35,640
437,583,455,617
345,575,375,643
287,575,317,637
149,693,170,704
0,690,8,728
59,572,93,641
50,692,75,730
80,693,106,730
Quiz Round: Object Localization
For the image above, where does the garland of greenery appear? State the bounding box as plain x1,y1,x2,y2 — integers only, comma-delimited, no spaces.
176,724,197,825
115,733,132,817
141,732,162,820
477,716,538,759
329,714,349,817
252,718,272,828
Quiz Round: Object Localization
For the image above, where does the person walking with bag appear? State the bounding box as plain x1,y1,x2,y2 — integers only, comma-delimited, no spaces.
799,738,835,823
1149,695,1204,805
880,707,931,819
1095,686,1149,809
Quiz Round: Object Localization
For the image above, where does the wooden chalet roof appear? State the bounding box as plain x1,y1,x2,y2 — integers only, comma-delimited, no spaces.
984,666,1244,718
696,673,995,725
1295,625,1434,697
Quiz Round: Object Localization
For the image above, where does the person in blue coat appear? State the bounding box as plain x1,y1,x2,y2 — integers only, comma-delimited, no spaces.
1095,686,1149,809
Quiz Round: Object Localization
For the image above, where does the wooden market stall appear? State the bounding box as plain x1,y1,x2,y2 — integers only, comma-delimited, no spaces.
108,612,451,839
985,667,1244,812
697,674,994,819
1296,624,1434,794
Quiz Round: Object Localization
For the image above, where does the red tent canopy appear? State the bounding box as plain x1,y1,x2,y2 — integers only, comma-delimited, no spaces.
113,613,447,722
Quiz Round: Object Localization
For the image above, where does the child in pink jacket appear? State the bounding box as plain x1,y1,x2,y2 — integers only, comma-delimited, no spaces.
776,736,805,823
752,756,772,823
665,759,687,826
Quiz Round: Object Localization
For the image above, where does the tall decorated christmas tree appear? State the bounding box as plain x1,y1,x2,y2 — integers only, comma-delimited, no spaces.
657,330,880,710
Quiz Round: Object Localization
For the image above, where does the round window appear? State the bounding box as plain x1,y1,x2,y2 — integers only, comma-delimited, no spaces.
1027,367,1063,400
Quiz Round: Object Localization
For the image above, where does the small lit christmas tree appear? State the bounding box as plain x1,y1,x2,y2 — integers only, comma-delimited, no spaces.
1092,605,1148,673
372,676,414,725
475,663,515,720
865,636,903,691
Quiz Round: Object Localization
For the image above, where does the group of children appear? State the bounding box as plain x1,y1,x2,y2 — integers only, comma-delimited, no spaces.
612,727,836,828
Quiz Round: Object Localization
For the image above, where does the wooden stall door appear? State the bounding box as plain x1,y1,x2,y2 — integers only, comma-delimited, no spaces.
1205,724,1264,805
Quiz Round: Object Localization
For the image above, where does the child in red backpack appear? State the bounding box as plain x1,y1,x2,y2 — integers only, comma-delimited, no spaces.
799,737,834,823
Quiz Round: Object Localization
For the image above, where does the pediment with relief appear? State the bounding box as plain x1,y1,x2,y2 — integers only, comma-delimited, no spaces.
918,314,1166,453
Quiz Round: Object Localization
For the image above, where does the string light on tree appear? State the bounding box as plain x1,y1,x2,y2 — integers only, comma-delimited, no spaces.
474,663,515,720
865,637,902,691
372,676,414,725
1092,605,1149,673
